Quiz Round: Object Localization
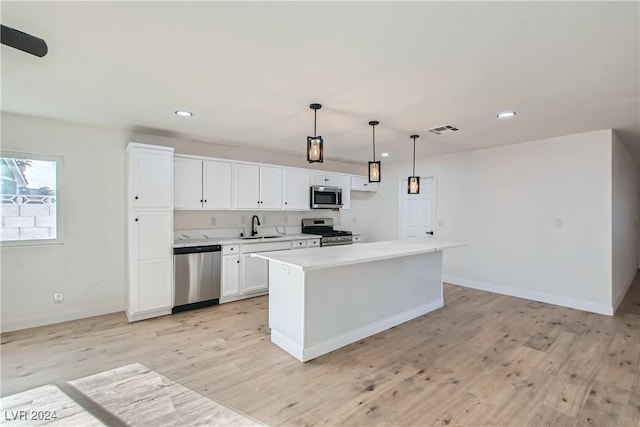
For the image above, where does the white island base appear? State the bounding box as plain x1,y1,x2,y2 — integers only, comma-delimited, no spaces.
254,240,462,362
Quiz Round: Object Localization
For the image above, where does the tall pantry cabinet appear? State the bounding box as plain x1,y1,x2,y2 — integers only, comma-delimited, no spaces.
126,143,174,322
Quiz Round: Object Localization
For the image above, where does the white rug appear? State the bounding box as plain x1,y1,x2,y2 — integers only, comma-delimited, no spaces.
2,364,263,427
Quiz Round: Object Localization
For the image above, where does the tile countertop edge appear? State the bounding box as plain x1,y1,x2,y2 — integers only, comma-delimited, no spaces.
251,240,466,271
173,234,322,248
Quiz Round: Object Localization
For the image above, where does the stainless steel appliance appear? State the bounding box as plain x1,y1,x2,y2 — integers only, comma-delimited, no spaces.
301,218,353,246
310,185,342,209
173,245,221,313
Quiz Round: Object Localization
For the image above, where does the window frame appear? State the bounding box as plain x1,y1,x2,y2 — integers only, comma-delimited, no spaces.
0,151,64,247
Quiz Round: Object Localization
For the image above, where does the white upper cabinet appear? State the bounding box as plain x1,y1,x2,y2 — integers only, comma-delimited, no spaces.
259,166,283,209
234,163,261,209
203,160,233,209
174,157,203,209
131,146,173,209
234,163,283,210
351,175,378,192
283,168,310,211
311,172,342,187
174,156,233,210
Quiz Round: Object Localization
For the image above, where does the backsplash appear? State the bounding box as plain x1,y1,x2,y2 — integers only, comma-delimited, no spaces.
173,210,340,231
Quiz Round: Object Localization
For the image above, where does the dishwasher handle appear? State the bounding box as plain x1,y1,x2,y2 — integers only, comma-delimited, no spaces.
174,245,222,255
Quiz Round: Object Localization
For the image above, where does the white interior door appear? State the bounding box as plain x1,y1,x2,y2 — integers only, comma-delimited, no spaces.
400,177,436,239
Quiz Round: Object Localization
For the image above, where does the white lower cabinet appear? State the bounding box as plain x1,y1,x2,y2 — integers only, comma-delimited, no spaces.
221,254,240,297
241,254,269,293
128,210,173,318
221,239,309,303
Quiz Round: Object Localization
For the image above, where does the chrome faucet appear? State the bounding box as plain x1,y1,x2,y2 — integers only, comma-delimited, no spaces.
251,215,261,236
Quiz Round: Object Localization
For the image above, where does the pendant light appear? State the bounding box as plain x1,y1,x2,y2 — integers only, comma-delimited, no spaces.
307,103,323,163
408,134,420,194
368,120,381,182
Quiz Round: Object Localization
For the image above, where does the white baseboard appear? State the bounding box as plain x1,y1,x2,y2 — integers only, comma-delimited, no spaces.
443,275,613,316
1,306,124,333
292,299,444,362
126,307,172,323
612,271,637,313
271,330,304,362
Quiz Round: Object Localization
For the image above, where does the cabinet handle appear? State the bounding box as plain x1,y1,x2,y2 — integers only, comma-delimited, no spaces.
135,218,139,222
204,200,207,203
285,202,288,205
200,199,203,203
135,196,139,200
237,260,240,264
230,247,234,251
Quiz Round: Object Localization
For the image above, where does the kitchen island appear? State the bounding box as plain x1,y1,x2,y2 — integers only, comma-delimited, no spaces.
253,239,463,362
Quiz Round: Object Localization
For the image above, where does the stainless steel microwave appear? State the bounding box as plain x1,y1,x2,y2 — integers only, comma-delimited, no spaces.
310,185,342,209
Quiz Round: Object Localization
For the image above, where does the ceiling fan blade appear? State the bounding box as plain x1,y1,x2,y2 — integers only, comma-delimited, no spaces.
1,24,48,57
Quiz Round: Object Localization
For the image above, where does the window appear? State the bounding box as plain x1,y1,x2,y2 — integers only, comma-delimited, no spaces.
1,152,63,245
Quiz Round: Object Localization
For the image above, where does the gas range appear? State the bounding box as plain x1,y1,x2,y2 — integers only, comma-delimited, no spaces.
301,218,353,247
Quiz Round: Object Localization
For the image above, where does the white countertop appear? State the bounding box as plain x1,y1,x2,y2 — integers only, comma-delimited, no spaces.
252,239,465,271
173,233,321,248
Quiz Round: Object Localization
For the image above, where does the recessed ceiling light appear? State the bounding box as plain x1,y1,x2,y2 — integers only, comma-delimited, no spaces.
497,111,516,119
175,110,193,117
381,152,390,157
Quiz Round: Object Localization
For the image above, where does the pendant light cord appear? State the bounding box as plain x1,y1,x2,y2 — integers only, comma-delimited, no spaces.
314,109,317,138
372,124,376,161
412,136,416,175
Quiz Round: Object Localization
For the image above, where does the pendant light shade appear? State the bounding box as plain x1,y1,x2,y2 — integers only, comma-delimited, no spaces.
368,120,381,182
307,103,323,163
408,134,420,194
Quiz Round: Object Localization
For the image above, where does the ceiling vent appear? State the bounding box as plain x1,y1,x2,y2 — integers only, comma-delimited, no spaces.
427,125,459,135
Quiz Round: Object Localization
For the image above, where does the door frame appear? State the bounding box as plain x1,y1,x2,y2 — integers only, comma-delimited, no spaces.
397,174,438,239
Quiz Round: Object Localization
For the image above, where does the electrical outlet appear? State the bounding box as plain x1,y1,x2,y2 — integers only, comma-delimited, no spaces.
241,215,247,224
53,292,64,304
284,215,288,224
262,216,267,225
210,216,216,226
555,218,564,228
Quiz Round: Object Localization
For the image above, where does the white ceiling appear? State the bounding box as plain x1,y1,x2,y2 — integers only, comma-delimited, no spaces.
2,1,639,164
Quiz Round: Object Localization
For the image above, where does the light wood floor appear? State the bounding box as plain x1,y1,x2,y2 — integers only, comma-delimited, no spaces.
2,277,639,426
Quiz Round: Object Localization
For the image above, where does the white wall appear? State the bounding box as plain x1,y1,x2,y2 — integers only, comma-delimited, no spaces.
611,131,639,310
1,113,365,332
368,130,615,314
1,113,128,332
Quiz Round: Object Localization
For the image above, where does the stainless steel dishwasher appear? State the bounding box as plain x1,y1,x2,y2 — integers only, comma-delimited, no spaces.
173,245,221,313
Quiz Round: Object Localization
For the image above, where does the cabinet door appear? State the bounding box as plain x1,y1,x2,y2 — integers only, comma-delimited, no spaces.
221,255,240,297
204,160,233,209
242,253,268,293
234,164,260,209
136,259,172,312
174,157,203,209
324,174,343,187
132,148,173,209
259,166,283,209
311,173,326,186
283,169,310,211
130,210,173,312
